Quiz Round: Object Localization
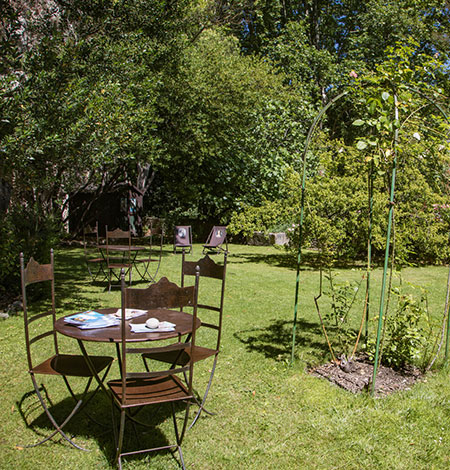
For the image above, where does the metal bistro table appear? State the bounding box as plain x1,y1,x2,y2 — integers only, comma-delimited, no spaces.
55,308,201,393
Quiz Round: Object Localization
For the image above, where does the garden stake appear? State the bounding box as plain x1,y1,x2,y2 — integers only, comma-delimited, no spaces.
314,268,337,363
445,264,450,364
371,93,399,396
365,159,374,344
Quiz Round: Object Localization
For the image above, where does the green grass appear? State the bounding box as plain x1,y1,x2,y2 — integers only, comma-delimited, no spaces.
0,244,449,469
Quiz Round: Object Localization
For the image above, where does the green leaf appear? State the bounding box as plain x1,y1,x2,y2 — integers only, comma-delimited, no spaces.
356,140,368,150
352,119,365,126
381,91,390,101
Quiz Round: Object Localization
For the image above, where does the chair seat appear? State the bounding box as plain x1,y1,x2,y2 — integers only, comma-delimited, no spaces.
107,263,132,269
107,375,193,407
143,346,217,366
31,354,113,377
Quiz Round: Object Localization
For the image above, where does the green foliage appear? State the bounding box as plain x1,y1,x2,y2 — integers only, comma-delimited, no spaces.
0,206,59,298
228,167,301,238
324,271,362,359
365,284,436,370
230,41,450,265
150,29,310,220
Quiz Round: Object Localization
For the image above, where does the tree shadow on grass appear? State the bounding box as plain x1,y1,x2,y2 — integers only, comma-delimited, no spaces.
228,250,370,271
234,318,331,365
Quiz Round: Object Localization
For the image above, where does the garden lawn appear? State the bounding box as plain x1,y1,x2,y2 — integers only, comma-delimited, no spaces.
0,244,449,469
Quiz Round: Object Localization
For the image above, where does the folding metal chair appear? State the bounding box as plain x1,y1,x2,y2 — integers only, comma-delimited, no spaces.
108,271,199,469
82,222,106,282
105,226,133,291
202,226,228,254
174,225,193,254
142,251,227,428
133,223,164,282
19,250,113,450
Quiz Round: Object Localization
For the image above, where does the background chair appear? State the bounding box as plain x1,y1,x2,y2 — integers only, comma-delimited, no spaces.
19,250,113,450
82,222,106,282
107,272,199,470
202,225,228,254
143,251,227,428
105,226,132,291
133,221,164,282
174,225,193,254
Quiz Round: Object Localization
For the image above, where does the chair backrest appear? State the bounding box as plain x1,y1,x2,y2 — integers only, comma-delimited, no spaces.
83,221,100,243
119,272,199,406
174,226,192,250
83,222,100,254
106,226,132,262
140,219,164,262
106,227,131,246
20,250,58,371
181,251,227,351
204,226,227,248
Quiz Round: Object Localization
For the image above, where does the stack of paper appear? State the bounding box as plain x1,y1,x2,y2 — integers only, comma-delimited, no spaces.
114,308,148,320
64,311,120,329
129,321,176,333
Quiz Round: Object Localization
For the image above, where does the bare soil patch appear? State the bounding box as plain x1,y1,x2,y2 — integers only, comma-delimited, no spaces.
310,355,424,396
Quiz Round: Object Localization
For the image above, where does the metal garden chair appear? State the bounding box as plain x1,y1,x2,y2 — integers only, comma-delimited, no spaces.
105,226,133,291
133,223,164,283
19,250,113,450
82,222,106,282
142,251,227,429
107,271,199,469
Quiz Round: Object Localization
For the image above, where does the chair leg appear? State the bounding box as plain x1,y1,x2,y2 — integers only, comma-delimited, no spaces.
21,374,88,451
189,355,218,430
63,362,113,427
171,401,190,470
114,409,126,468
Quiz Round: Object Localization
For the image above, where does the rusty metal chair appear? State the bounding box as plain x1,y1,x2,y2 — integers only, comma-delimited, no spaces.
174,225,193,254
133,223,164,283
143,251,227,428
107,271,199,470
19,250,113,450
105,226,133,291
82,222,106,282
202,225,228,254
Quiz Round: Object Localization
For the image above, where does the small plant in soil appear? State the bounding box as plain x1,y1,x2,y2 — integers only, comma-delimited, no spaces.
365,283,436,371
323,270,362,363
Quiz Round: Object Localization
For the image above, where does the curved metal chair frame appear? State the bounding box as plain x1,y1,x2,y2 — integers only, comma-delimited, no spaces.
133,225,164,283
83,222,106,282
19,250,113,450
105,226,133,292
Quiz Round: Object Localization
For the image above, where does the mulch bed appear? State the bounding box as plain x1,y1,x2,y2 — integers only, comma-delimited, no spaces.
310,355,424,396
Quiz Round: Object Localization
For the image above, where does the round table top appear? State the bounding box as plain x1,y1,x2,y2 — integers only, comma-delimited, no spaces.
55,308,200,343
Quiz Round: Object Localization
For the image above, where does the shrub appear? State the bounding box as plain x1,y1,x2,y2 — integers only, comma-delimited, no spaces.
0,205,60,300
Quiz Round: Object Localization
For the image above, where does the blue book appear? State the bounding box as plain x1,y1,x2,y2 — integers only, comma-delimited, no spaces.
64,311,120,329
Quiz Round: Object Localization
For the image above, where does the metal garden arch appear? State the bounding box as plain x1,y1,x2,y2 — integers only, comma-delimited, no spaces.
290,83,450,395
